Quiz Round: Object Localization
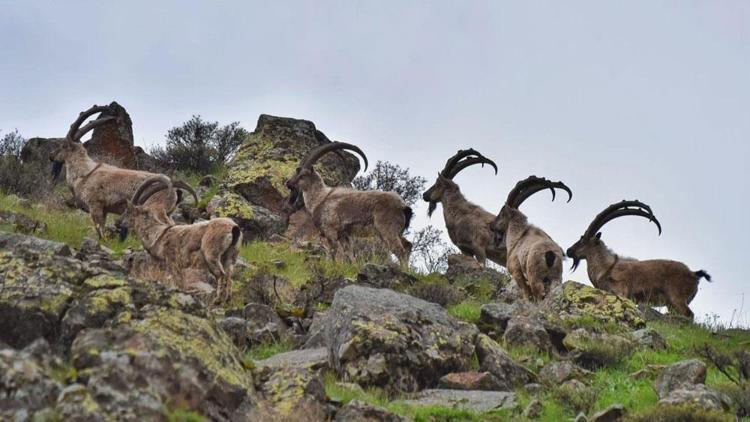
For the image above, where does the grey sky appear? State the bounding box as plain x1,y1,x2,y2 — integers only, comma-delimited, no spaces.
1,1,748,325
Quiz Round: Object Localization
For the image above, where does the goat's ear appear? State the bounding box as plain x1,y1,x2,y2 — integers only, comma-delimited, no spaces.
595,232,602,240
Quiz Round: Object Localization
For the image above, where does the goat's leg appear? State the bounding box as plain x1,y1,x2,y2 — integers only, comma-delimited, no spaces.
508,260,533,300
320,225,342,261
374,216,409,266
89,205,107,239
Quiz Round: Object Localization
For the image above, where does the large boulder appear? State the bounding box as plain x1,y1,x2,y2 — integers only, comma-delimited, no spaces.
325,285,479,393
475,334,535,389
543,281,645,329
86,101,137,168
217,114,360,240
654,359,707,398
207,191,286,241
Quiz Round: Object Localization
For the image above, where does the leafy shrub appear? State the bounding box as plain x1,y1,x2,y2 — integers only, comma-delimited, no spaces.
0,130,53,198
353,160,426,207
150,115,248,173
409,225,456,273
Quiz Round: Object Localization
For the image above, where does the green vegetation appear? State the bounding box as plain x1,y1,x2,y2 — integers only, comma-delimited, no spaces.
243,339,294,361
0,191,139,255
166,408,205,422
448,301,482,324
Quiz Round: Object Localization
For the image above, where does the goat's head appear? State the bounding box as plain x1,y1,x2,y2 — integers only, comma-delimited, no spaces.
284,141,368,204
423,149,498,217
491,176,572,246
119,175,176,241
49,105,115,180
567,200,661,271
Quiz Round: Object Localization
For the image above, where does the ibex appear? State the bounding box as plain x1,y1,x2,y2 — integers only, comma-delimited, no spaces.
491,176,572,300
122,175,242,301
566,200,711,319
284,142,413,265
49,105,196,238
422,149,504,265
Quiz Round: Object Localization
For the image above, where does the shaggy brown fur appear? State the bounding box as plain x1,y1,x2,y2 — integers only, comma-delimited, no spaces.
50,105,196,238
423,149,505,266
122,250,215,300
492,176,572,301
285,142,413,265
123,176,242,302
567,200,710,319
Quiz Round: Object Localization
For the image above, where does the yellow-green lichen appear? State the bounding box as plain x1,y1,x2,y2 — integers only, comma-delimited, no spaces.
214,192,254,220
83,274,128,289
86,287,133,315
132,309,253,390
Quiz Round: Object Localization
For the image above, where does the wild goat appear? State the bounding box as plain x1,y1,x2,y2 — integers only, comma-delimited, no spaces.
122,175,242,302
566,200,710,319
285,142,413,265
50,105,196,238
491,176,572,300
422,149,505,265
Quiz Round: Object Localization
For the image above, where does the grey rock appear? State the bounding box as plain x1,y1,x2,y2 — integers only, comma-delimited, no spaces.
335,400,406,422
326,285,478,393
437,371,503,391
356,263,416,289
302,310,330,349
221,303,290,348
631,328,667,350
503,315,553,353
475,333,534,390
0,210,46,234
654,359,707,398
403,389,516,412
256,348,328,373
0,231,71,256
590,403,625,422
539,361,592,385
657,384,730,411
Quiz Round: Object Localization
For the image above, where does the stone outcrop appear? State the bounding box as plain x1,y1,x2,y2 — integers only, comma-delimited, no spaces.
325,285,479,393
213,114,361,241
86,101,137,168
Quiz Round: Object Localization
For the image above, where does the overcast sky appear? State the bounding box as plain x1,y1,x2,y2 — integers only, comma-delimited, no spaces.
1,1,748,325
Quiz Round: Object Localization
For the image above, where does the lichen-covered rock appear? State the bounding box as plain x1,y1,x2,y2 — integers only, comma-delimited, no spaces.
356,263,417,289
654,359,707,398
335,399,406,422
631,328,667,350
86,101,137,168
438,371,504,391
0,231,71,256
248,366,330,421
0,340,63,421
326,285,478,393
207,190,286,241
543,281,645,329
69,308,255,420
475,334,534,390
445,254,510,287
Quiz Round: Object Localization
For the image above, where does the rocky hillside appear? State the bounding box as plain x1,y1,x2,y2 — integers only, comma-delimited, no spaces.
0,114,748,421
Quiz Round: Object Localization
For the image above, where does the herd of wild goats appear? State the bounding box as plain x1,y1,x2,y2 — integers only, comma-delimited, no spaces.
49,105,711,317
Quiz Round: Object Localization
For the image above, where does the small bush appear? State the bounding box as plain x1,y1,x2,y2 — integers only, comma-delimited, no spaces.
553,381,599,414
352,160,426,207
408,225,456,274
408,281,465,307
150,115,248,173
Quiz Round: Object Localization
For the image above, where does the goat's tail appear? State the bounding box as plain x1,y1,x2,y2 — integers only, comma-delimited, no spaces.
545,250,556,268
695,270,712,282
402,206,414,233
230,225,242,248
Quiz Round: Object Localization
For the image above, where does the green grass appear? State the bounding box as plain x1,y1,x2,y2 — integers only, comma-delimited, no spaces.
448,301,482,323
0,191,140,255
166,408,205,422
243,339,294,361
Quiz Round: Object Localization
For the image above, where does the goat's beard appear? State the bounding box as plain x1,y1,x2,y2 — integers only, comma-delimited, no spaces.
51,160,63,182
427,201,437,217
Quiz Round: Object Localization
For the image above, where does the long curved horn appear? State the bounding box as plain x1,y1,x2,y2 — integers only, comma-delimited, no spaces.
172,180,198,204
506,176,572,209
131,175,172,206
446,156,499,179
301,142,368,172
440,148,481,176
66,105,115,142
583,200,661,239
